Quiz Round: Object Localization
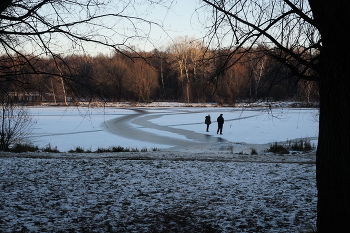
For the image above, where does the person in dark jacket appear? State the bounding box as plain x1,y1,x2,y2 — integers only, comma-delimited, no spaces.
205,114,211,132
217,114,224,134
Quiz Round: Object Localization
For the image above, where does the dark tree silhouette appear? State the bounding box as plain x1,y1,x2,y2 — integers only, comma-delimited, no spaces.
201,0,349,231
0,0,165,96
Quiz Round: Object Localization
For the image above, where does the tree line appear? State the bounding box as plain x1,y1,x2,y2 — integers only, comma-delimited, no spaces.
1,37,319,105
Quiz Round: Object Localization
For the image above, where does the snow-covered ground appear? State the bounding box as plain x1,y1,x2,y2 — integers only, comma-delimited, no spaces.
0,102,319,232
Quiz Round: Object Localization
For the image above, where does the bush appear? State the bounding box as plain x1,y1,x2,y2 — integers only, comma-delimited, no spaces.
63,145,160,153
42,144,60,153
111,146,126,152
141,147,148,152
251,148,258,155
68,146,86,153
94,146,141,153
95,147,112,153
0,100,34,151
267,142,290,154
123,147,131,152
131,147,140,152
10,144,39,153
288,139,314,152
267,138,315,154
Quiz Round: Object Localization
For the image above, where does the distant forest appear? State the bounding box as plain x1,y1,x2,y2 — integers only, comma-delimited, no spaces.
1,38,319,105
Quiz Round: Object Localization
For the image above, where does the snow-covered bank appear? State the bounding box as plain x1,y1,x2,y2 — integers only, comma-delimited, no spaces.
0,150,316,232
51,101,318,108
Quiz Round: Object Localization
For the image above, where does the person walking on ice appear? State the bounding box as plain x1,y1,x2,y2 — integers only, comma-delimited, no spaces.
205,114,211,132
217,114,224,135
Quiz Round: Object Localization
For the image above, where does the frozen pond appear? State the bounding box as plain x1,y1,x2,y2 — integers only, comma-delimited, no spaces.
28,106,319,152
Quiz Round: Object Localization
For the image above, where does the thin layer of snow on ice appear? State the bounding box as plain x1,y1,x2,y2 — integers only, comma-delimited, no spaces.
149,107,318,144
29,107,170,151
28,105,318,152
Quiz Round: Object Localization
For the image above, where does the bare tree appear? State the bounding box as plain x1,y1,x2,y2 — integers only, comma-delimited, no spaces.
0,0,169,97
247,47,273,100
200,0,349,231
167,36,207,103
298,79,319,104
0,97,34,151
124,59,159,102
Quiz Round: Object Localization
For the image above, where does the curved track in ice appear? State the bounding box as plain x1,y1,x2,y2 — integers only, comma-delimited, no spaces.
103,107,318,150
103,108,232,147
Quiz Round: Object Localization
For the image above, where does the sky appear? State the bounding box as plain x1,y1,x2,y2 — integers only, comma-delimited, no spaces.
25,0,208,56
97,0,208,54
136,0,207,51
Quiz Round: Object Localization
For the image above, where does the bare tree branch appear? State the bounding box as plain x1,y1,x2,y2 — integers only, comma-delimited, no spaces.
201,0,320,82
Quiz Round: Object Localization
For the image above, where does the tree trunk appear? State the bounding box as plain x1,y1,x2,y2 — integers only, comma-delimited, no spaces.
314,2,350,231
185,67,190,103
317,59,350,232
50,80,57,104
308,1,350,231
60,77,68,106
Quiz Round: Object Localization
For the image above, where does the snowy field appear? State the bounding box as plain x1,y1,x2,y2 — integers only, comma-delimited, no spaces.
0,103,319,232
